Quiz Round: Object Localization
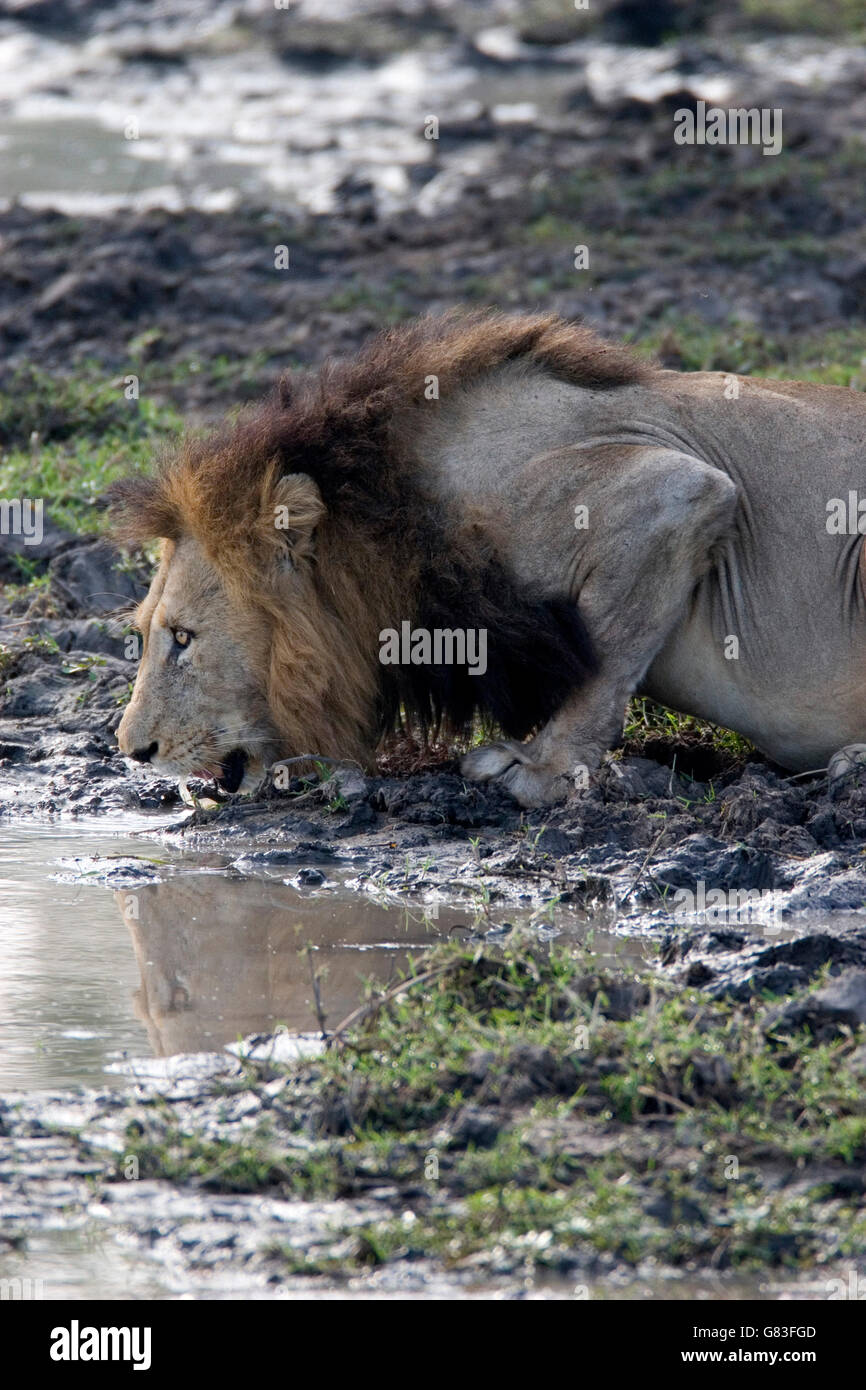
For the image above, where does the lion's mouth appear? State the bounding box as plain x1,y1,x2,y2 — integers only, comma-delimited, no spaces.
215,748,248,793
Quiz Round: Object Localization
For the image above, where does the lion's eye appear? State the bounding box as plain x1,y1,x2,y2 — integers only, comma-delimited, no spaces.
172,628,193,648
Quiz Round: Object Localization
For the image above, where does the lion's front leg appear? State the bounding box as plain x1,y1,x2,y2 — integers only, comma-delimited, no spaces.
460,445,738,808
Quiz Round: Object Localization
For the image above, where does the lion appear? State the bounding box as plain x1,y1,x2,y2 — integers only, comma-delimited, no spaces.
110,310,866,807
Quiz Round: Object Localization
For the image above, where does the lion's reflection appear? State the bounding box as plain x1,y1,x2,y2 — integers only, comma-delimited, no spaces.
115,875,444,1057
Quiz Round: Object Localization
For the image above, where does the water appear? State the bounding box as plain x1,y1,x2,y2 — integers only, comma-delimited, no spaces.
0,817,642,1091
1,7,863,216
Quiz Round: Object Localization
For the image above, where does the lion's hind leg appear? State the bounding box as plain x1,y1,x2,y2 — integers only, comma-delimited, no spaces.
461,445,738,807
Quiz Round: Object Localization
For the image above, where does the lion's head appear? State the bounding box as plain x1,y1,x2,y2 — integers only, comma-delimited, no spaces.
109,312,637,792
116,534,278,792
113,460,388,792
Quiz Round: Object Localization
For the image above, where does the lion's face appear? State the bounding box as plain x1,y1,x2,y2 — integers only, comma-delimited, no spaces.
117,537,279,792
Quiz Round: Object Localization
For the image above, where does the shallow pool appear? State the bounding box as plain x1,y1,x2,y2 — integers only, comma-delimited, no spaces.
0,817,643,1090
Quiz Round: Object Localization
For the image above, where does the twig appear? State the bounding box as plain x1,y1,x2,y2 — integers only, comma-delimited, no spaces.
328,960,459,1046
304,944,329,1042
619,825,668,905
637,1084,692,1114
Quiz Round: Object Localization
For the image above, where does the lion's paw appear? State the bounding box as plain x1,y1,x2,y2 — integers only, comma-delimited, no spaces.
828,743,866,785
498,761,570,808
461,742,568,807
460,741,525,782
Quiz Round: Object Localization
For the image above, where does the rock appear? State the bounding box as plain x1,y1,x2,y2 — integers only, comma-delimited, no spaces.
445,1105,501,1150
0,513,77,581
49,542,147,615
765,969,866,1041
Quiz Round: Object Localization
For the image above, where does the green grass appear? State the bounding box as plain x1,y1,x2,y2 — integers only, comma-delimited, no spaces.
0,348,309,542
622,696,755,778
117,937,866,1281
320,276,415,324
636,320,866,386
0,360,183,536
514,140,866,296
739,0,866,34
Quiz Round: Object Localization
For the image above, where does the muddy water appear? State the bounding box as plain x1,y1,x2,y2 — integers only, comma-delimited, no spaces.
1,6,863,216
0,818,641,1091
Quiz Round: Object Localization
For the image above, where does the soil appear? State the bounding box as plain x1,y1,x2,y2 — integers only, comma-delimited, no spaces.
2,1,866,1298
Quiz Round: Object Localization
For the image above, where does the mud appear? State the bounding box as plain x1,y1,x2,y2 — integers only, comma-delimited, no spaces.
4,513,866,922
1,7,865,407
2,0,866,1299
7,587,866,1296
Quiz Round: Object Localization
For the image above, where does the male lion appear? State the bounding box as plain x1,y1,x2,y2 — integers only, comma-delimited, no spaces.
110,311,866,807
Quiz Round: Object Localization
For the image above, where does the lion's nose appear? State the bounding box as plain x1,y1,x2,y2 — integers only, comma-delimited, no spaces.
130,741,159,764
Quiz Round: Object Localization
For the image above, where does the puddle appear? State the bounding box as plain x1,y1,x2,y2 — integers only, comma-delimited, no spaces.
0,1230,171,1302
0,820,645,1092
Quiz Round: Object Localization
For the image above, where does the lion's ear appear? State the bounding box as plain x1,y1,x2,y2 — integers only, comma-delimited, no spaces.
268,473,325,571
